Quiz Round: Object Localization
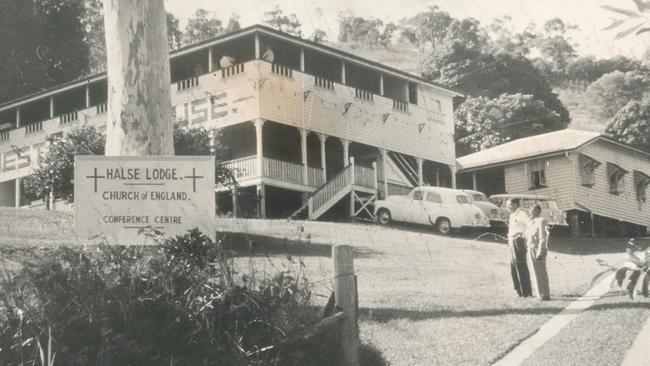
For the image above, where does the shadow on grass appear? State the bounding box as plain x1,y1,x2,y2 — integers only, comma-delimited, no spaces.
360,341,389,366
359,299,649,323
218,231,382,258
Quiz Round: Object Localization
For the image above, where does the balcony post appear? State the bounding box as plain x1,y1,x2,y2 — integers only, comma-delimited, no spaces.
417,158,423,186
255,33,261,59
300,128,308,186
85,84,90,108
349,157,355,218
49,97,54,119
300,48,305,72
319,133,327,182
450,164,457,188
342,139,350,167
208,46,213,72
379,73,384,96
254,118,264,178
15,178,21,208
341,61,346,84
472,172,478,191
16,108,20,128
381,149,388,197
436,168,440,187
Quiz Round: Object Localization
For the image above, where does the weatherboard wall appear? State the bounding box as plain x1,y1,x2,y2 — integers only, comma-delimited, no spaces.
574,140,650,227
257,61,455,165
503,154,576,212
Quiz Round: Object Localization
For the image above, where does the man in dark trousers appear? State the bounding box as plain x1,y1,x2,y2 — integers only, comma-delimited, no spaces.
507,198,533,297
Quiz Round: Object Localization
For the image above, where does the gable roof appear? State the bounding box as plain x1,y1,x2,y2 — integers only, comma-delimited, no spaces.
456,129,601,172
0,24,462,112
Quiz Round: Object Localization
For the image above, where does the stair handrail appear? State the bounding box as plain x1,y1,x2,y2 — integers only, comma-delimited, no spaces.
311,163,353,213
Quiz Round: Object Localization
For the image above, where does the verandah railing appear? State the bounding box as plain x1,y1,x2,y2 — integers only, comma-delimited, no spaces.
223,155,257,180
263,157,303,184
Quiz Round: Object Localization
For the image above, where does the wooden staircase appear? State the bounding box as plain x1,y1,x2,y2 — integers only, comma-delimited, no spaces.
289,158,378,221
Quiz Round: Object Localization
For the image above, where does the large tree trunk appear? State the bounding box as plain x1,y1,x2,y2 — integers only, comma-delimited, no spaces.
103,0,174,155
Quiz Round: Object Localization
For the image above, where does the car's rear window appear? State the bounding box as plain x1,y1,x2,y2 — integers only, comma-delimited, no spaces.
522,199,551,209
472,193,487,201
490,198,503,206
456,195,469,204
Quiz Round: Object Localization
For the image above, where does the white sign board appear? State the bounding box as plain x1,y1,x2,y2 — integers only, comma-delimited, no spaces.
75,156,216,244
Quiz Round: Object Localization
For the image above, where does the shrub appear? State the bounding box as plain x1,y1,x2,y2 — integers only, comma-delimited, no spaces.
24,126,105,204
0,230,325,365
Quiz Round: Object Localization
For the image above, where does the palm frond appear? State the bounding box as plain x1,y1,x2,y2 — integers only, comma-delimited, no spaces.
634,271,648,298
603,18,626,30
632,0,650,12
602,5,640,17
615,267,629,287
615,22,645,39
626,270,642,298
591,268,615,287
636,27,650,34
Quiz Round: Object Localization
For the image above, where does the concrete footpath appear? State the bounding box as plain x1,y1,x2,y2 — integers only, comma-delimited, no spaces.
493,275,615,366
621,314,650,366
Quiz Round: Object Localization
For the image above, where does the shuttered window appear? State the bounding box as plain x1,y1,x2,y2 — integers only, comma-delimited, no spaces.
634,170,650,203
528,160,546,189
578,154,600,187
607,163,627,195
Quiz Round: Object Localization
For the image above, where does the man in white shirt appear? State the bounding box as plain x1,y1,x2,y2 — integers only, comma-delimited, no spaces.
507,199,532,297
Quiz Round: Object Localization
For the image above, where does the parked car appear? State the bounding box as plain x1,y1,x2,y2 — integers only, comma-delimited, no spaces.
461,189,501,224
488,193,568,227
375,186,491,234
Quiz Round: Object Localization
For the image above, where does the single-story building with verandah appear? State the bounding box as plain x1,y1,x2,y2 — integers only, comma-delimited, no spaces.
456,129,650,237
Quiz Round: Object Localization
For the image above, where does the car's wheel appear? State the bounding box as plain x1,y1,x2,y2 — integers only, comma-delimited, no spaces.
437,217,451,235
377,209,392,225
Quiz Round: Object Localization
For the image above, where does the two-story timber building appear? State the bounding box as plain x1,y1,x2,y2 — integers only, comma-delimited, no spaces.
0,25,461,219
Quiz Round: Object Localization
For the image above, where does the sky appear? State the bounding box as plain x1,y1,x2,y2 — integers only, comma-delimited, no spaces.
165,0,650,59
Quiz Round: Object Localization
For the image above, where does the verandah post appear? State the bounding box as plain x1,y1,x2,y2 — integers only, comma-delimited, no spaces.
349,157,355,218
333,245,360,366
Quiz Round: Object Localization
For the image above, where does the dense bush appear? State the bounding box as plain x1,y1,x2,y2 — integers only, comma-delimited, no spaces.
0,230,327,365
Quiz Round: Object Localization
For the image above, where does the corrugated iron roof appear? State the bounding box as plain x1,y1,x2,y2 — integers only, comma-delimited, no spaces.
456,129,601,172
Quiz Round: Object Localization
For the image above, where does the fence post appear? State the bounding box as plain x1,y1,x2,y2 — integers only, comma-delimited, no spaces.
333,244,360,366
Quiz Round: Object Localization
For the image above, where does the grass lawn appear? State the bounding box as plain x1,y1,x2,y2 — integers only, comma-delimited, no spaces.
521,290,650,366
218,218,646,366
1,209,647,365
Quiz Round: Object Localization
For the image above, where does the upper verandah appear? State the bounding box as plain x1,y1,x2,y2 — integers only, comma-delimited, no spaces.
0,24,463,119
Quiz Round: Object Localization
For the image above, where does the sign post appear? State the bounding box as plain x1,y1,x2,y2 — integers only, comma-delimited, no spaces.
75,156,216,244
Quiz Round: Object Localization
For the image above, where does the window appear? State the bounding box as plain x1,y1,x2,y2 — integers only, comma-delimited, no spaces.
607,163,627,195
490,197,503,206
578,154,600,187
456,195,469,204
426,192,442,203
634,170,650,203
412,189,424,201
472,193,487,202
522,199,551,209
528,161,547,189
